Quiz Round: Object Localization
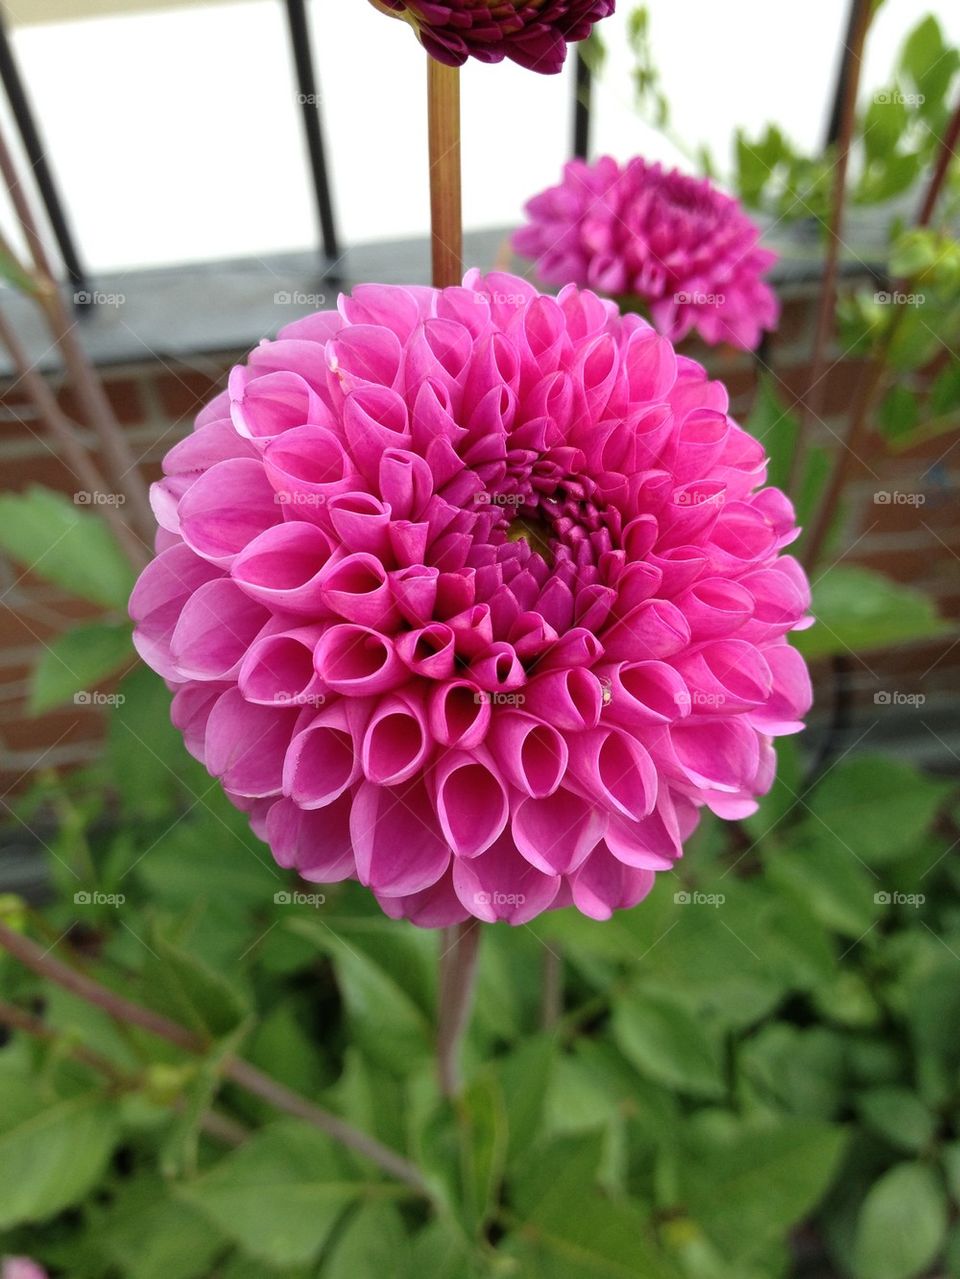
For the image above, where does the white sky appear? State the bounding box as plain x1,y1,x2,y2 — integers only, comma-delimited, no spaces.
0,0,956,273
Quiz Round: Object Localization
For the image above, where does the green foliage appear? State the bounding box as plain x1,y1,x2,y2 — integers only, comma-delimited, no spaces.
795,565,947,660
29,621,133,714
0,485,135,610
2,644,957,1278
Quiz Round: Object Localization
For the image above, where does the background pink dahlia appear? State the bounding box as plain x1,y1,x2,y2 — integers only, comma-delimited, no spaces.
369,0,615,73
130,271,811,928
514,155,781,350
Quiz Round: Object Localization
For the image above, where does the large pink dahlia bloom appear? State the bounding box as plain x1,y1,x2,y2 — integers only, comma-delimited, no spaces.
130,271,811,928
368,0,614,73
514,156,780,350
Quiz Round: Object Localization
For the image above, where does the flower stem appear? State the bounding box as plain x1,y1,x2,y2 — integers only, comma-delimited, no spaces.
786,0,872,496
427,57,462,289
0,921,432,1196
437,921,482,1098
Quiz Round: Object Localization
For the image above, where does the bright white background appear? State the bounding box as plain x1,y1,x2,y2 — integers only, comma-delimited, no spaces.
1,0,957,272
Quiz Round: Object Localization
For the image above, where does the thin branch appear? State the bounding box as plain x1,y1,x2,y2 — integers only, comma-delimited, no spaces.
802,92,960,569
786,0,872,494
917,95,960,228
0,922,431,1196
427,56,462,290
437,921,481,1098
0,307,148,569
0,128,154,539
0,996,246,1146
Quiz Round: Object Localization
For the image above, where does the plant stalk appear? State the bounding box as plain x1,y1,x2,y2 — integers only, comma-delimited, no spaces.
427,57,463,289
0,307,148,569
0,921,431,1195
786,0,872,495
437,921,481,1098
0,128,154,539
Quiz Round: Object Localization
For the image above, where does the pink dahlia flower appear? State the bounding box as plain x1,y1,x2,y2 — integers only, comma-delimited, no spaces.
2,1261,48,1279
368,0,614,73
130,271,811,928
514,156,780,350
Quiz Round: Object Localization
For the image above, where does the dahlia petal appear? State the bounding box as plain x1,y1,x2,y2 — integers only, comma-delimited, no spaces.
205,689,298,797
512,788,605,876
231,521,335,616
352,778,450,897
434,749,510,857
452,832,560,923
266,794,356,882
569,844,655,920
283,701,366,807
315,623,406,695
178,458,281,566
169,579,271,681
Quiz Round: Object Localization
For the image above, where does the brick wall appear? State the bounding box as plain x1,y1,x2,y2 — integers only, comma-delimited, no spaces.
0,284,957,794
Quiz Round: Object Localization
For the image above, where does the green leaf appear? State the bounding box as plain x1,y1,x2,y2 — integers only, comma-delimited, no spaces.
29,620,133,713
288,917,434,1073
862,94,907,164
877,385,920,441
178,1121,373,1267
764,832,880,937
746,377,797,492
141,928,250,1042
99,1178,226,1279
856,1088,936,1153
0,240,41,294
498,1035,555,1168
107,665,206,820
324,1201,410,1279
508,1134,680,1279
803,755,951,867
900,16,959,109
613,990,723,1098
674,1117,848,1263
0,1085,120,1228
853,1163,947,1279
795,565,947,660
460,1072,509,1231
0,485,135,608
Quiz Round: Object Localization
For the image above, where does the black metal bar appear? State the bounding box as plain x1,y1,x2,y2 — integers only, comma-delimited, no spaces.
824,0,866,147
572,46,592,159
0,5,86,292
284,0,339,262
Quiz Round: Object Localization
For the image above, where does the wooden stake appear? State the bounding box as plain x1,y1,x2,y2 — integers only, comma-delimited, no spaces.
427,57,463,289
